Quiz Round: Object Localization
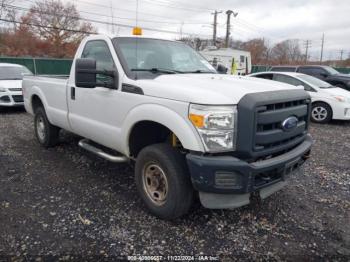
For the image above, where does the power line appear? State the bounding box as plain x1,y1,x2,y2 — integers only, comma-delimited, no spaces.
3,4,212,37
140,0,215,13
17,0,212,25
0,17,95,34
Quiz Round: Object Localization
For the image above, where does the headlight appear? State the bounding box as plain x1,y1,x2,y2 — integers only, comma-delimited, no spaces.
333,96,346,102
189,104,237,152
0,87,6,92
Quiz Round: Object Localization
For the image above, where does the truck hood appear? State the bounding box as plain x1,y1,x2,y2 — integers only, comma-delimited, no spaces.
0,80,22,89
137,74,300,104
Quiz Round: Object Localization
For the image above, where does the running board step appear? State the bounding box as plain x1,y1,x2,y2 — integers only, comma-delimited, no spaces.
78,139,128,163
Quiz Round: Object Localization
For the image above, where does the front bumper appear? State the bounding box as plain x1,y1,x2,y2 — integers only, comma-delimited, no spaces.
332,104,350,120
186,134,312,209
0,91,24,107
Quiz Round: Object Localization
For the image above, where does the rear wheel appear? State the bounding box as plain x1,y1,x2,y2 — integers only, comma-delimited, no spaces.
34,107,60,147
135,143,194,220
311,102,332,123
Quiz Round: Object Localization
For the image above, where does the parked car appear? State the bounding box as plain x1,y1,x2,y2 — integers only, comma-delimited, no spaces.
270,66,298,72
23,35,312,219
270,65,350,91
250,71,350,123
0,63,33,110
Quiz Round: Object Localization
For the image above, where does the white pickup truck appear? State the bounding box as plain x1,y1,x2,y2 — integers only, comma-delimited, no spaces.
23,35,312,219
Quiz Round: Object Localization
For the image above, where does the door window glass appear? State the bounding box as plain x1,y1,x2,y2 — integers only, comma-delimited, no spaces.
273,74,304,86
81,40,115,85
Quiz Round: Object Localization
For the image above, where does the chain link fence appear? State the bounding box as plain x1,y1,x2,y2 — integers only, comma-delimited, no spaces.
0,57,72,75
1,57,349,75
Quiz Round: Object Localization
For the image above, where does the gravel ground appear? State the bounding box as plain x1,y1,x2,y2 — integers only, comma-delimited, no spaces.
0,108,349,261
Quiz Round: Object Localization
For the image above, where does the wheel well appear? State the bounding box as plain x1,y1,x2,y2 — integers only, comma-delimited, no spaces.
32,95,44,113
129,121,182,158
312,101,333,114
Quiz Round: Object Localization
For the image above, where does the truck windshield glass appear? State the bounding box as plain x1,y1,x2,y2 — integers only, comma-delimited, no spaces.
323,66,340,75
113,38,216,74
0,66,32,80
298,74,334,89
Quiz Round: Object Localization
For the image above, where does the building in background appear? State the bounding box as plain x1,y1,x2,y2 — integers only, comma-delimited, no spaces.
200,47,252,75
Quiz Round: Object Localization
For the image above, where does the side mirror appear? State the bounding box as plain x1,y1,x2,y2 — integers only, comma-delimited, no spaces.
320,73,328,78
217,64,228,74
75,58,117,89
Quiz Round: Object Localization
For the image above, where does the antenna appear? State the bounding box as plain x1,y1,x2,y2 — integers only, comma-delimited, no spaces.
135,0,139,80
136,0,139,27
110,1,115,35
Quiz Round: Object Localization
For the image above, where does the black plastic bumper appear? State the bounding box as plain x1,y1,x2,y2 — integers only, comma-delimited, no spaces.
186,134,312,195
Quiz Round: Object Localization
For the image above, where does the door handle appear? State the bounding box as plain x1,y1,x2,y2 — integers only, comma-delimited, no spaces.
71,87,75,100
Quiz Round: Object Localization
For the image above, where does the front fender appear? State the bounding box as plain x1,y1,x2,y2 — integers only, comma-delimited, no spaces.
121,103,204,155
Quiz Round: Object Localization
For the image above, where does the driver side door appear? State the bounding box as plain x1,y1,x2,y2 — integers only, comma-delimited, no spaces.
68,40,123,149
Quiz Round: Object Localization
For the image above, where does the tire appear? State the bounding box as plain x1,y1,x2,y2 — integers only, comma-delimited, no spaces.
135,143,194,220
311,102,332,123
34,107,60,147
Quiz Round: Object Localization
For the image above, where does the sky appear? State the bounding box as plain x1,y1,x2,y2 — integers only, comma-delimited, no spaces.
41,0,350,61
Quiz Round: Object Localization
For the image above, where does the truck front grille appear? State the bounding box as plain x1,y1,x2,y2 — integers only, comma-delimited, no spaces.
254,99,309,153
236,90,311,161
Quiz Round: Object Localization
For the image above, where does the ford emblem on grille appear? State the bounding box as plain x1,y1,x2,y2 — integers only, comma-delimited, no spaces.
281,116,298,131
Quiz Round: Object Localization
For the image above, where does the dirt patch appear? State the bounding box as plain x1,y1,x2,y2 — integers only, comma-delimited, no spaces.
0,109,349,260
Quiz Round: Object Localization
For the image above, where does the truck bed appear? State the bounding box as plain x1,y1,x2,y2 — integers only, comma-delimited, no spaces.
23,75,70,130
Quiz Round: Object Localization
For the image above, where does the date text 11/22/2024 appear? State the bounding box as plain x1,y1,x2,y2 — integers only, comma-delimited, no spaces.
127,255,219,261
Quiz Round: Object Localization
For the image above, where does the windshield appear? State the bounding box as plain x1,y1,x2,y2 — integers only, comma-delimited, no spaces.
113,38,216,75
298,74,334,89
0,66,33,80
323,66,340,75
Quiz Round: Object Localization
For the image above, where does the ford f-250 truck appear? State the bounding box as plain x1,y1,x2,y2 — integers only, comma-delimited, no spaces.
23,35,312,219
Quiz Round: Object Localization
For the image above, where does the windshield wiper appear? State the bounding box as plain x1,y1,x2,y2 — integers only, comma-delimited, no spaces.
181,70,215,74
131,68,181,74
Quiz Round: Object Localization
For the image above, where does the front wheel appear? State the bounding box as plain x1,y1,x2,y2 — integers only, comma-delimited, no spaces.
34,107,60,147
311,102,332,123
135,144,194,220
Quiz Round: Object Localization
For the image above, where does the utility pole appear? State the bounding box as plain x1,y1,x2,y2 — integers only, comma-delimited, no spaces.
304,40,311,63
225,10,238,48
211,10,222,46
340,50,344,61
320,33,325,63
179,21,184,39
